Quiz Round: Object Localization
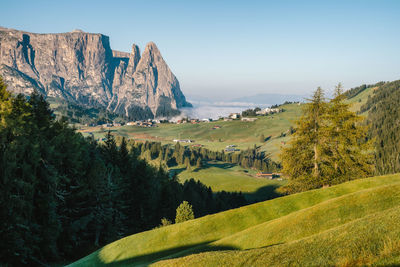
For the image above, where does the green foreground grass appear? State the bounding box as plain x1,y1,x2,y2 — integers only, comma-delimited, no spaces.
69,174,400,266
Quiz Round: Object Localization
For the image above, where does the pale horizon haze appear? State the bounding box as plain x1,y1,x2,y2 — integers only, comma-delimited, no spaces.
1,0,399,99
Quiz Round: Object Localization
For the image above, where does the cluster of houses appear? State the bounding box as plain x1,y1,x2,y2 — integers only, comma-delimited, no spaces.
126,120,158,127
256,107,282,115
225,145,240,152
176,118,213,124
173,139,195,143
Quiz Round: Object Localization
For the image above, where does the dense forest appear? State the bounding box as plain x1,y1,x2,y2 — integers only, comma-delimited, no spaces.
362,80,400,174
0,78,247,266
133,140,281,173
49,97,127,125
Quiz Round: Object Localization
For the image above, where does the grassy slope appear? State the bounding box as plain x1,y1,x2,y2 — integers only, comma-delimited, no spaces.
78,103,302,161
346,86,377,113
156,206,400,267
69,174,400,266
175,161,286,201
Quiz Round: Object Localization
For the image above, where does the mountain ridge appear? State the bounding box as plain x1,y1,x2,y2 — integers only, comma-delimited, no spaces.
0,27,191,119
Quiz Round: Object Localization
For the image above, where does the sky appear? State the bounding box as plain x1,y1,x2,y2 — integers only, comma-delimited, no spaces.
1,0,400,99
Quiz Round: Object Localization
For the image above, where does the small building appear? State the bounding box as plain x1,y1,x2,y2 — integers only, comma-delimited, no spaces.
229,113,240,119
241,117,258,122
256,107,282,115
191,144,203,148
126,122,136,126
173,139,195,143
212,126,222,130
256,172,281,179
256,172,274,179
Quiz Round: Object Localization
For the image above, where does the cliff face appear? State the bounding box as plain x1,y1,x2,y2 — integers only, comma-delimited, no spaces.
0,27,191,118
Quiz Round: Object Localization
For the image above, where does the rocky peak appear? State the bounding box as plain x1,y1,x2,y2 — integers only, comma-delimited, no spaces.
0,27,191,119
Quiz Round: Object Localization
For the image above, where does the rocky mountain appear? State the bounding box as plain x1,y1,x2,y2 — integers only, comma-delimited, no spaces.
0,27,191,119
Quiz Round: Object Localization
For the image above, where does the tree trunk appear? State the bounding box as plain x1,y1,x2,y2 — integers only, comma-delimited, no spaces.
313,143,319,177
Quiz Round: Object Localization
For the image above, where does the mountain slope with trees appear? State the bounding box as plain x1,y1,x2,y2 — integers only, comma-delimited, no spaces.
361,80,400,174
0,77,246,266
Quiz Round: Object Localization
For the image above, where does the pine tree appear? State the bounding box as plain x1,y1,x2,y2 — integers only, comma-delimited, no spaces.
281,86,373,192
259,134,265,143
175,201,194,223
325,83,374,184
196,158,202,168
281,87,329,191
184,156,191,170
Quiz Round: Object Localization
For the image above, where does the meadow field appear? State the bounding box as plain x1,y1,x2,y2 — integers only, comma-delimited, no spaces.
173,161,286,202
69,174,400,266
77,103,302,161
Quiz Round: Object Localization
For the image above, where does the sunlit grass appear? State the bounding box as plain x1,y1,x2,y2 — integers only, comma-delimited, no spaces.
68,174,400,267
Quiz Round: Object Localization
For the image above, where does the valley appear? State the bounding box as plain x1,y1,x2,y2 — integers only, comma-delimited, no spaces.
2,2,400,265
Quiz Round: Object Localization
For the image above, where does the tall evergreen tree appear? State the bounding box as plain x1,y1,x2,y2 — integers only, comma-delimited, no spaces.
325,84,374,184
281,86,373,192
281,87,328,191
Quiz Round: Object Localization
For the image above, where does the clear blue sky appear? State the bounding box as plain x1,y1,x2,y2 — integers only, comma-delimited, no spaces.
1,0,400,99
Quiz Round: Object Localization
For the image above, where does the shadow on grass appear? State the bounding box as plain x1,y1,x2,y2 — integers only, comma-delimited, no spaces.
98,241,238,266
192,161,237,172
168,167,187,177
243,184,283,203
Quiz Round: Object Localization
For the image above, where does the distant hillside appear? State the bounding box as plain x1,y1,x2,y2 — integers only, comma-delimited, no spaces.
361,80,400,174
69,174,400,266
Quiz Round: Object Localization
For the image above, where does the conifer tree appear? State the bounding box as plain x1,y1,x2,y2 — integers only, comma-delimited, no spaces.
325,83,374,184
196,158,202,168
175,201,194,223
184,156,191,170
281,86,373,192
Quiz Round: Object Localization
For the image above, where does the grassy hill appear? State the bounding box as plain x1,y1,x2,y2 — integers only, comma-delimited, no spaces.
347,85,378,113
174,161,286,202
69,173,400,266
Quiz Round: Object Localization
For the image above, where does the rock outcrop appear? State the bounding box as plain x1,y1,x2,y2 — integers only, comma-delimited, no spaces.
0,27,191,118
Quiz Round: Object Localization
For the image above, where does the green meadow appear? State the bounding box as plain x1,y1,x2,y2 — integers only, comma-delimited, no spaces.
69,174,400,266
174,161,286,202
77,103,302,161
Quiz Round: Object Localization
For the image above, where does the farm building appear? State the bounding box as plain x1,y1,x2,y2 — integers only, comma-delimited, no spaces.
241,117,258,122
256,172,281,179
173,139,195,143
256,107,282,115
229,113,240,119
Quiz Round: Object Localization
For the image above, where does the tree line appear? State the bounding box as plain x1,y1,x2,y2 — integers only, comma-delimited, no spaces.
0,77,247,266
132,140,281,173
